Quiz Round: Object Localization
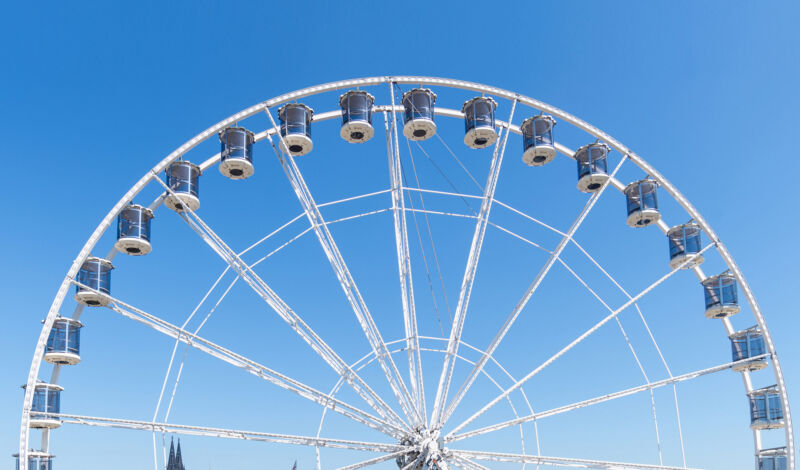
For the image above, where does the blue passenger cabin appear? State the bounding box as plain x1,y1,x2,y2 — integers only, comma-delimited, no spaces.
624,179,660,227
667,222,704,269
758,447,788,470
25,382,62,429
401,88,437,141
730,326,768,372
219,127,255,179
462,96,497,149
44,318,82,366
702,272,740,318
115,204,153,255
575,142,610,192
14,452,53,470
278,103,314,156
74,257,113,307
520,114,556,166
164,161,201,212
339,90,375,143
748,385,784,430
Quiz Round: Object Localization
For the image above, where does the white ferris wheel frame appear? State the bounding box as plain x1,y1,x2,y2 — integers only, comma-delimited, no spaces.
18,76,794,470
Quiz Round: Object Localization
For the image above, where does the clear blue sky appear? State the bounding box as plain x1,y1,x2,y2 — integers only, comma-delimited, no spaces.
1,2,798,469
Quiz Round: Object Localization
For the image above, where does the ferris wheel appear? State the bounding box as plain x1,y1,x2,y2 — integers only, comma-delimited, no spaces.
17,76,794,470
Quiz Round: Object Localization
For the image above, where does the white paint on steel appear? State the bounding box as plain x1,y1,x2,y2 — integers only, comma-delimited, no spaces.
264,107,421,427
19,98,272,469
440,155,629,425
448,353,770,443
449,242,718,436
385,82,426,423
53,413,403,452
451,449,703,470
23,76,791,469
431,100,517,429
151,174,409,432
313,337,537,470
335,450,411,470
71,280,405,438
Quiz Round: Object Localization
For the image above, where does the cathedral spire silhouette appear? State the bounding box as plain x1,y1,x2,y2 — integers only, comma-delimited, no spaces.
167,438,175,470
166,437,185,470
175,439,184,470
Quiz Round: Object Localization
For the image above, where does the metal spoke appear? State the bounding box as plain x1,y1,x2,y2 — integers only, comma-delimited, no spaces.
264,107,421,427
430,99,517,429
24,76,793,470
475,213,673,462
386,83,426,422
50,413,400,452
71,281,405,438
336,450,412,470
159,205,392,470
448,454,490,470
448,242,717,436
428,335,541,460
462,196,670,463
156,204,391,427
559,252,667,464
422,348,538,446
153,266,238,469
151,174,409,430
383,184,690,464
556,257,666,464
155,205,388,421
417,346,529,464
450,449,703,470
563,247,679,461
567,237,690,464
441,156,627,424
316,337,537,470
28,77,795,470
447,354,769,443
316,338,410,470
156,207,390,470
558,246,682,463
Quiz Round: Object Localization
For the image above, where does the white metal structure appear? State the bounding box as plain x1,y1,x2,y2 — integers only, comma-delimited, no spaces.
19,76,793,470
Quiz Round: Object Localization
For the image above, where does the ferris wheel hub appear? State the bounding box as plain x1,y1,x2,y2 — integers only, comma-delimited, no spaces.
396,428,446,469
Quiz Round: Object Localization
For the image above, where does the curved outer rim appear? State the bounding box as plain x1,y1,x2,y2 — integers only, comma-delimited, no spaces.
20,76,794,469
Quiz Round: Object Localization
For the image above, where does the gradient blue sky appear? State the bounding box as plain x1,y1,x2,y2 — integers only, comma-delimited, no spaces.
1,2,799,469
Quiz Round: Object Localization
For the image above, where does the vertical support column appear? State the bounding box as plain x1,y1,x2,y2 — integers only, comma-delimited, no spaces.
386,80,426,425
